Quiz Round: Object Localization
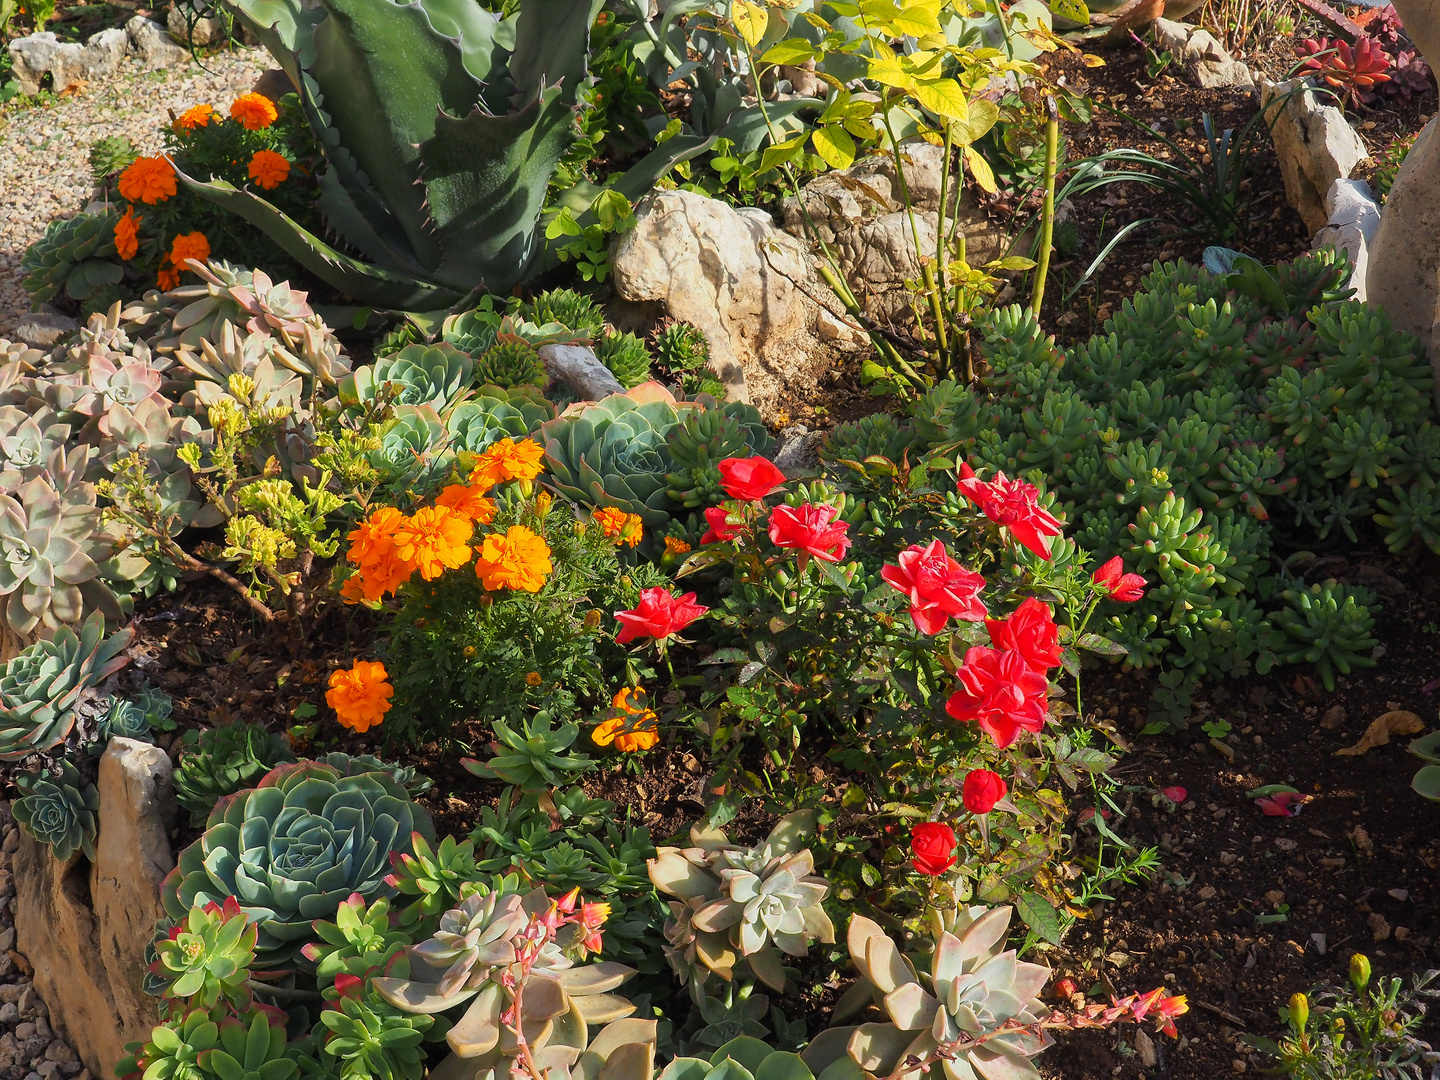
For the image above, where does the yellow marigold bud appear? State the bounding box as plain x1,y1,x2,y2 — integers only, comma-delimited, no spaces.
1350,953,1371,992
1290,992,1309,1032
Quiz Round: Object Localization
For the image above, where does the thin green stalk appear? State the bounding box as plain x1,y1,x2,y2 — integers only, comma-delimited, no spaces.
1029,95,1060,316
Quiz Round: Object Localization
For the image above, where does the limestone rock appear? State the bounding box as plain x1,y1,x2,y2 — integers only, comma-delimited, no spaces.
610,190,850,417
167,4,228,48
14,312,77,349
1312,177,1379,301
83,29,130,82
779,141,1008,323
1366,0,1440,379
6,33,60,98
773,424,825,474
1151,19,1254,87
14,740,176,1077
1260,78,1369,233
538,343,625,401
47,43,87,94
125,16,189,67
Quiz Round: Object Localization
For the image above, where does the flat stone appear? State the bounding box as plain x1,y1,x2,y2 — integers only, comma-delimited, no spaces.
124,16,189,67
1261,78,1369,233
1152,19,1253,87
13,739,175,1077
13,313,76,349
537,343,625,402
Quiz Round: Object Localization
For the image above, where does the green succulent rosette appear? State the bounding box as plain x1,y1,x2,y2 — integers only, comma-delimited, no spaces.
161,760,434,967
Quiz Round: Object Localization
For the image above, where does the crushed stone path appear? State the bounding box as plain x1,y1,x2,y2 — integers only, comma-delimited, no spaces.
0,46,271,339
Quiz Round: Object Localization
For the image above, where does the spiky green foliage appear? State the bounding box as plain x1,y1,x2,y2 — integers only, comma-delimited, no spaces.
162,761,434,967
172,722,297,826
652,320,723,398
1271,580,1378,692
665,404,774,507
13,760,99,863
0,611,132,761
522,288,605,338
820,414,920,466
461,712,592,791
473,339,547,390
596,331,654,390
302,895,410,983
89,135,138,183
385,834,480,927
20,209,124,309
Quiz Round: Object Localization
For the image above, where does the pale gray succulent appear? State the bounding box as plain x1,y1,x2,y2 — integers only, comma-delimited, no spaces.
375,883,640,1075
648,812,834,995
0,476,120,636
0,407,74,491
0,610,132,760
221,267,315,338
800,906,1052,1080
178,324,303,414
120,261,257,354
72,349,166,418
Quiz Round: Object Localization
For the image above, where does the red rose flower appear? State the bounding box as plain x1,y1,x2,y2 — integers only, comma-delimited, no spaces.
945,645,1050,749
718,457,787,501
909,821,958,876
700,506,740,544
956,463,1064,559
767,503,851,563
1092,556,1146,602
985,597,1062,673
615,587,709,646
962,769,1008,814
880,539,987,635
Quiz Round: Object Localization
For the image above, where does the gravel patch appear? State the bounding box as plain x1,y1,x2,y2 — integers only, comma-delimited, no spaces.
0,804,88,1080
0,47,271,339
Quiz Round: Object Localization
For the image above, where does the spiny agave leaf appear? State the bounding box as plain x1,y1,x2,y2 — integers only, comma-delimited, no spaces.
176,171,465,309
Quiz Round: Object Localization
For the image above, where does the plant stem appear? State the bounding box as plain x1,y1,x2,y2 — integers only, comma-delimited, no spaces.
1029,94,1060,316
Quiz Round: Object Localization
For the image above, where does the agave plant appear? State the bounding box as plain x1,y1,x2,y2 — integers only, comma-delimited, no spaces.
340,344,475,414
0,477,122,637
800,906,1051,1080
662,1036,820,1080
447,386,556,453
648,812,834,995
474,339,548,391
12,759,100,862
373,882,647,1076
172,722,296,825
162,760,433,966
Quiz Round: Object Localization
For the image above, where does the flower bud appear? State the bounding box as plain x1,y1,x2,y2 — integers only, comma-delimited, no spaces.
1289,992,1309,1032
1350,953,1371,992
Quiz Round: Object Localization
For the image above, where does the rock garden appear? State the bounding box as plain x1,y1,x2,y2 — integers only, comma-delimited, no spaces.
1,0,1440,1076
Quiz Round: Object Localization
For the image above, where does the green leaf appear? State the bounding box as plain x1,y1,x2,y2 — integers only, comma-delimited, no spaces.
910,78,970,121
761,37,818,65
1411,764,1440,801
1047,0,1088,22
1076,632,1128,656
811,126,857,170
1015,891,1063,945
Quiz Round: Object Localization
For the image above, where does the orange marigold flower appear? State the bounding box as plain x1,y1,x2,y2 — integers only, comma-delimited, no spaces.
114,207,141,261
474,525,552,592
247,149,291,190
663,536,691,557
391,505,473,581
593,507,628,537
434,484,497,523
326,659,393,733
118,156,177,205
525,671,542,687
338,574,368,605
157,263,180,291
173,103,215,132
230,92,278,131
345,506,413,599
593,689,660,752
470,437,546,488
168,231,211,274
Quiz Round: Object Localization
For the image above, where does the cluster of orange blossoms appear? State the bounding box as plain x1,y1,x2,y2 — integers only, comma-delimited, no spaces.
341,438,550,603
115,93,289,288
325,659,393,733
591,506,643,548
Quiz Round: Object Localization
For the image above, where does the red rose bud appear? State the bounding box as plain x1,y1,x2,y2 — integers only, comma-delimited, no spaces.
700,505,740,544
909,821,958,876
717,456,786,501
1092,556,1147,601
962,768,1008,814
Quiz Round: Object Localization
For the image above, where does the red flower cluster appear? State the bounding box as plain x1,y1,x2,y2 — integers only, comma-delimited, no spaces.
718,457,786,501
986,597,1062,671
881,539,987,635
700,506,739,544
956,463,1064,559
947,597,1062,748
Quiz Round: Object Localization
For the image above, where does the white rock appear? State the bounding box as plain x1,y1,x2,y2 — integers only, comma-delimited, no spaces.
47,43,87,94
1366,0,1440,387
13,312,77,348
1260,78,1369,233
168,5,228,47
125,15,189,67
1152,19,1254,87
611,189,844,417
6,33,60,98
537,343,626,401
1312,178,1379,300
82,29,130,83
